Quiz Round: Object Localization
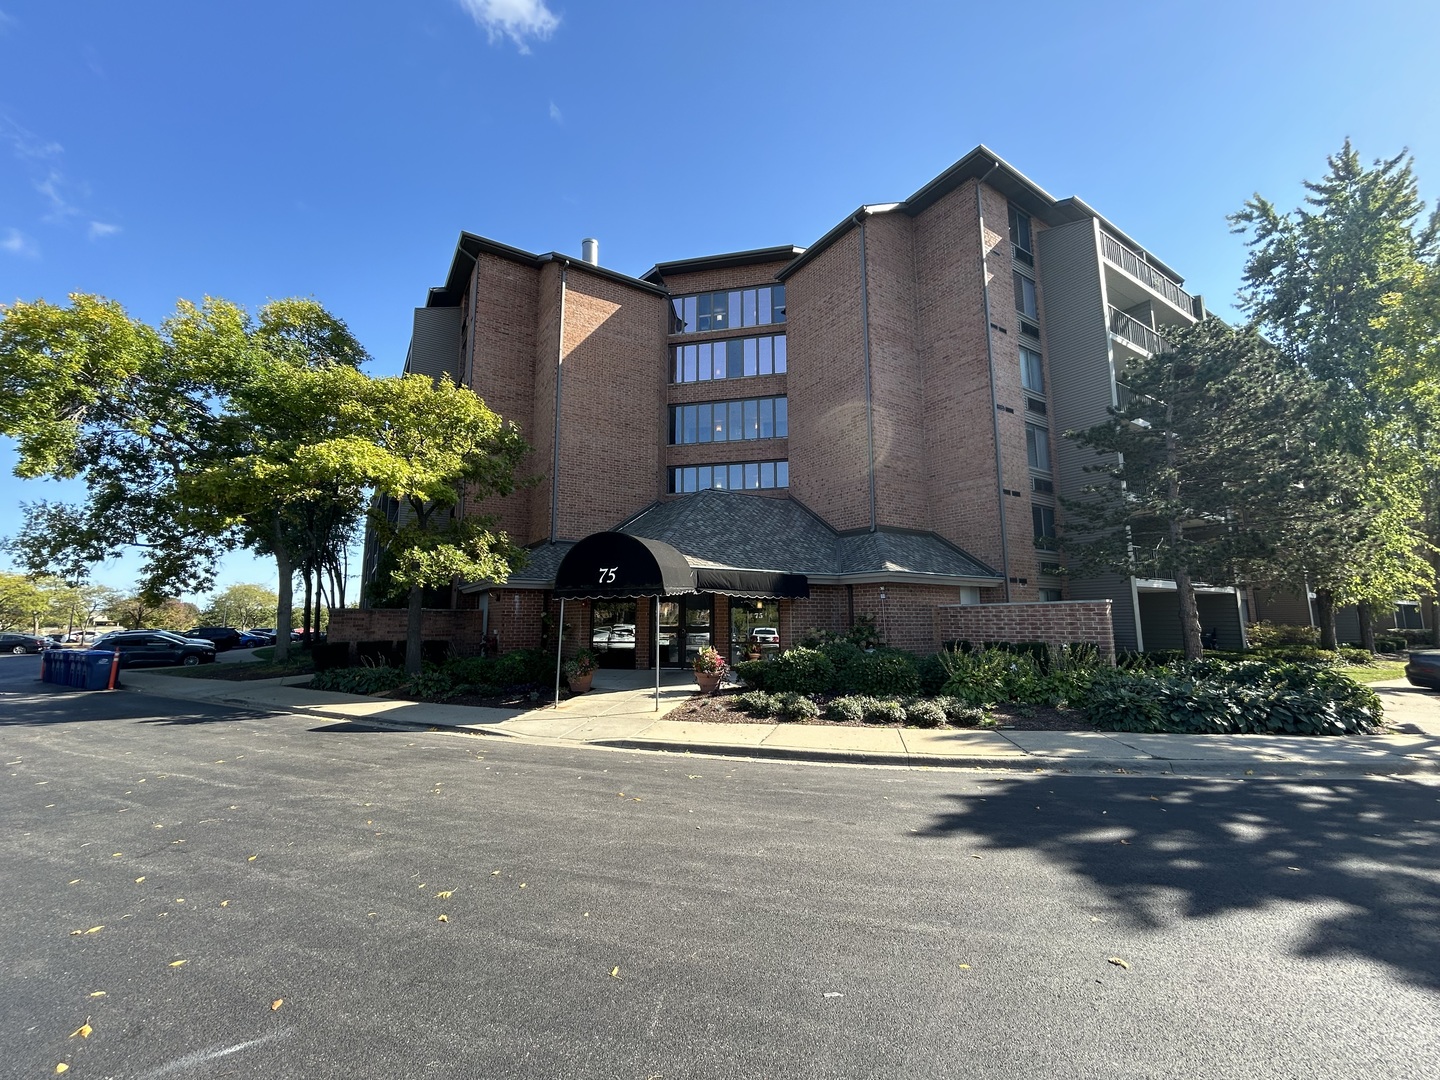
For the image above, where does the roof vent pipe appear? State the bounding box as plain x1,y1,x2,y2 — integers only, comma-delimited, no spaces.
581,238,599,265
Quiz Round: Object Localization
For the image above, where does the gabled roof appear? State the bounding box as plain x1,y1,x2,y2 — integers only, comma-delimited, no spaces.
425,232,669,308
639,246,806,286
484,489,1001,591
777,144,1186,285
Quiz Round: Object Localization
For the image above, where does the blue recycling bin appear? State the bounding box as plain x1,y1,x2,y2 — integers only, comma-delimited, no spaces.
40,648,117,690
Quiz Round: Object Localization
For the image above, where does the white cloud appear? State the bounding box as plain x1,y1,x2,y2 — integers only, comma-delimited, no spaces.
89,221,120,240
2,228,38,257
37,169,82,220
455,0,559,53
0,10,16,34
549,101,562,123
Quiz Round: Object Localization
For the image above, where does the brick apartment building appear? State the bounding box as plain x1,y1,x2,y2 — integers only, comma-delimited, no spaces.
339,146,1248,668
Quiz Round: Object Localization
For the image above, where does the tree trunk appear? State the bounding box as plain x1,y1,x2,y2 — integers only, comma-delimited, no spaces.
302,568,314,647
1314,590,1338,651
1357,601,1376,654
405,584,424,675
273,544,294,663
1174,565,1204,660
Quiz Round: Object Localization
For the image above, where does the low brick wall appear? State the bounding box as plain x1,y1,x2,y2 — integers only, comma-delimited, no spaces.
327,608,488,655
934,600,1115,661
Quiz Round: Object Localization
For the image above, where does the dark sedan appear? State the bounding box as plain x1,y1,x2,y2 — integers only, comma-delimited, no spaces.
1405,650,1440,691
92,630,217,668
0,632,50,654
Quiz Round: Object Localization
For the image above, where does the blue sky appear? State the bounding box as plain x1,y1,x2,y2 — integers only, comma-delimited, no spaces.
2,0,1437,604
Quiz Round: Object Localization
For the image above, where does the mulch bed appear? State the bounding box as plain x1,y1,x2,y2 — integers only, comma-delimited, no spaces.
668,687,1095,732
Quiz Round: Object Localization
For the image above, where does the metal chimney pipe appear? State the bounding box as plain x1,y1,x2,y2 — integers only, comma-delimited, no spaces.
581,237,599,265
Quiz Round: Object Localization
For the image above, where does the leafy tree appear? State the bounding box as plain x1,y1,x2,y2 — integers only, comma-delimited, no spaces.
200,583,280,629
112,593,199,632
1062,321,1320,659
347,374,531,674
1232,141,1439,647
0,572,50,633
0,294,370,662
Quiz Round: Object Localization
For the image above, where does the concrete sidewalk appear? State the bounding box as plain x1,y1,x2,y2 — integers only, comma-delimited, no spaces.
112,667,1440,778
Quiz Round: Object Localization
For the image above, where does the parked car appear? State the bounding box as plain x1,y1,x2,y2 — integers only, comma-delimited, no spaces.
608,624,636,651
748,627,780,646
0,632,49,654
235,631,270,648
185,626,242,652
92,630,217,668
1404,650,1440,691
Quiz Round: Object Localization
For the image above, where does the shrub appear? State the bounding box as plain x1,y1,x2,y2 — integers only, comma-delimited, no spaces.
940,699,990,727
863,698,907,726
905,699,946,728
1251,644,1337,665
774,691,821,722
446,655,497,686
1076,659,1381,735
1374,634,1407,653
491,648,553,688
826,696,868,723
1337,647,1373,665
407,668,458,701
844,649,921,697
914,652,948,696
818,640,867,689
1247,621,1320,647
733,690,778,717
310,665,407,696
731,659,770,691
767,647,836,695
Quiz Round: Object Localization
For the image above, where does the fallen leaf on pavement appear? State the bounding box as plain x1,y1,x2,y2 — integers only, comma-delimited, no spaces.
1107,957,1130,970
610,967,620,978
220,900,230,907
969,855,983,860
247,855,257,862
823,992,843,998
271,999,283,1011
135,877,145,884
89,992,105,998
169,960,188,967
436,891,453,899
958,964,971,970
437,915,449,922
68,879,80,885
70,1022,92,1039
55,1064,68,1074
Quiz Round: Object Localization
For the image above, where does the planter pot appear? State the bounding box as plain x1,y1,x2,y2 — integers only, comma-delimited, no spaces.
696,671,722,693
746,651,761,661
567,672,594,694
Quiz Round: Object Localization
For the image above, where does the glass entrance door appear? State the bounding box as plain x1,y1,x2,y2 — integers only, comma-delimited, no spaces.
658,595,712,667
591,599,637,669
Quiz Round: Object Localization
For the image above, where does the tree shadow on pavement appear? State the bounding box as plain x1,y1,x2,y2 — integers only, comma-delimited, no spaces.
917,776,1440,992
0,688,272,728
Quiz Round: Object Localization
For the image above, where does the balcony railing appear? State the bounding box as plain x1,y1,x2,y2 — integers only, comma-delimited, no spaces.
1100,233,1197,316
1109,306,1171,356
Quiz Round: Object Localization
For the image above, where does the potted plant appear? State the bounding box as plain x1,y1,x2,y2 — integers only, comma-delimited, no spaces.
562,648,599,693
693,645,727,693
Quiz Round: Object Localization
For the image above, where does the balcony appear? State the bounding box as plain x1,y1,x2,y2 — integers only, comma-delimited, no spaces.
1109,306,1171,356
1101,233,1198,317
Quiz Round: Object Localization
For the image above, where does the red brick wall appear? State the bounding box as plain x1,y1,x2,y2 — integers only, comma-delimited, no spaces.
553,268,668,539
463,253,542,545
785,229,872,529
328,608,488,654
934,601,1115,660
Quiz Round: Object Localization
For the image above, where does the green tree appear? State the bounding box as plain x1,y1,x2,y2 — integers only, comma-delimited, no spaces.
200,583,280,629
1062,321,1320,659
0,572,50,633
1232,140,1439,647
0,294,370,662
112,593,198,632
349,374,531,674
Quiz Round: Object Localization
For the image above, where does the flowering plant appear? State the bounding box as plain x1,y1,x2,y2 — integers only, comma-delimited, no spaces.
562,648,599,678
693,645,727,676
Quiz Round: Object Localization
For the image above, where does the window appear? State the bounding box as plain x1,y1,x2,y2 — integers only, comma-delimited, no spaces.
670,285,787,335
1009,205,1033,266
673,333,786,383
1033,504,1058,550
669,459,790,493
669,396,788,445
1013,271,1038,321
1019,346,1044,394
1039,588,1063,602
1026,423,1051,472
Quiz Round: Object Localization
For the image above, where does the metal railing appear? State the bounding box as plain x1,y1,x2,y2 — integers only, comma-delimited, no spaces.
1108,306,1171,355
1100,233,1196,315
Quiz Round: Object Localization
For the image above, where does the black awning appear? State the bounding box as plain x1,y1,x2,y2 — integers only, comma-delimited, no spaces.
553,532,697,599
695,568,809,598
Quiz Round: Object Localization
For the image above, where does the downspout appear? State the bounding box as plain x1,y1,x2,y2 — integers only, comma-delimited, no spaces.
549,259,568,543
856,210,878,532
975,162,1012,601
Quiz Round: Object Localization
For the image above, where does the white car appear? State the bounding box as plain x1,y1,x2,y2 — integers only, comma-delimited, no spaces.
749,627,780,645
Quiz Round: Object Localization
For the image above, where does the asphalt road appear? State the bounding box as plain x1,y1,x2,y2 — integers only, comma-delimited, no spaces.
3,669,1438,1079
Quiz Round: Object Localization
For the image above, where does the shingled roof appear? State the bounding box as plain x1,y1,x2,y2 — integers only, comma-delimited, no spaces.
485,489,999,591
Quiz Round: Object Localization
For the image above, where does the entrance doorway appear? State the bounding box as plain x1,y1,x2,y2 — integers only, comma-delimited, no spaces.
591,599,637,669
729,598,780,662
657,595,713,667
